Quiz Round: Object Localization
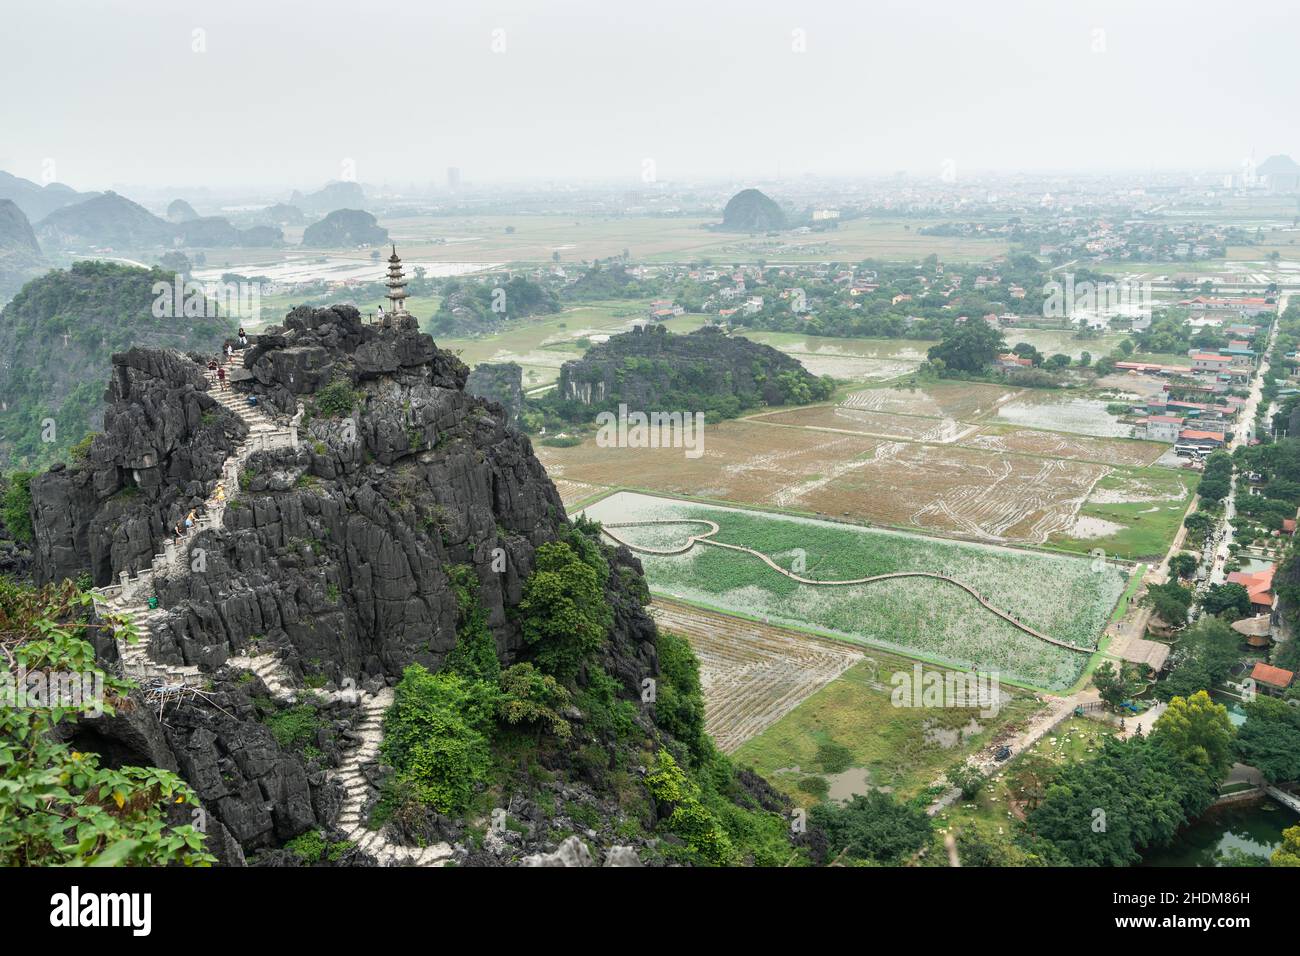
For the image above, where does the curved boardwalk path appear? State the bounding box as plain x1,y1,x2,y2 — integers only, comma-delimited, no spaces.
601,520,1088,653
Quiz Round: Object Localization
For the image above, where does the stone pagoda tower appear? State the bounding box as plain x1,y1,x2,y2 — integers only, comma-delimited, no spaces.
383,244,410,324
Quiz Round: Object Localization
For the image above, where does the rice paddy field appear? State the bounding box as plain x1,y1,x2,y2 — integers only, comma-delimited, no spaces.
732,659,1046,803
581,491,1129,690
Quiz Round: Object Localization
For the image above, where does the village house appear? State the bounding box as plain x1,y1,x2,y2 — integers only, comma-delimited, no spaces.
1249,661,1294,698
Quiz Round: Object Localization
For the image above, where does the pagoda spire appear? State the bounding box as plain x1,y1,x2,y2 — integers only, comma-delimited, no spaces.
384,244,410,322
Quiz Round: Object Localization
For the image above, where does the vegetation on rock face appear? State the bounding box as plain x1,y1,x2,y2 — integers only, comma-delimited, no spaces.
0,578,214,866
0,260,232,467
810,790,933,864
431,277,560,335
545,325,832,426
518,540,613,682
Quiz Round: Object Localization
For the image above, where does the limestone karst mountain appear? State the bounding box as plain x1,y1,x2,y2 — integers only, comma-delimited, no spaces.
20,302,798,866
0,260,232,467
301,208,389,247
718,188,787,232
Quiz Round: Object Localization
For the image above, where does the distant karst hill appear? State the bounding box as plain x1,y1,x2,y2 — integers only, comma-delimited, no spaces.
550,324,831,421
466,361,526,426
718,188,786,232
263,202,305,225
0,170,98,222
0,199,45,306
291,180,367,214
166,198,200,223
37,191,174,248
301,208,389,248
35,192,281,250
0,260,232,467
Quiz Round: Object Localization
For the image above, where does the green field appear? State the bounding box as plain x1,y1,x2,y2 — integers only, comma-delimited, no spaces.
732,658,1045,804
582,492,1130,690
1049,467,1198,559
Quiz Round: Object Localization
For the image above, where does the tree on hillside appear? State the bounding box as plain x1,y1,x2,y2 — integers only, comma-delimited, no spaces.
518,541,612,681
926,320,1006,373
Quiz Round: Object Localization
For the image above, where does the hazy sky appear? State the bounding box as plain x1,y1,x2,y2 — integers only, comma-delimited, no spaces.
2,0,1296,192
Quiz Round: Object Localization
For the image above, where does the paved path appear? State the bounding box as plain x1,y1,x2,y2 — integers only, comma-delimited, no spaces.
602,520,1091,652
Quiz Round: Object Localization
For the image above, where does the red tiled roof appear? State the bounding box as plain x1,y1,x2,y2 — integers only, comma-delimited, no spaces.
1251,661,1294,689
1179,429,1225,441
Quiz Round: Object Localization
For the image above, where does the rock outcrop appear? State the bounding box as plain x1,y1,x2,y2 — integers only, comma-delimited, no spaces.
554,324,826,415
718,188,786,232
466,362,525,427
24,303,676,863
301,209,388,248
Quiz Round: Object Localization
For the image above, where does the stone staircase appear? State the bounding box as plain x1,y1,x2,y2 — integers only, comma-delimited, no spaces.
92,358,298,686
333,688,456,866
95,354,454,865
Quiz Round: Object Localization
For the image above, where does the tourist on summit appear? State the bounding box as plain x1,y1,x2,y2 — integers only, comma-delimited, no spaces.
237,327,248,347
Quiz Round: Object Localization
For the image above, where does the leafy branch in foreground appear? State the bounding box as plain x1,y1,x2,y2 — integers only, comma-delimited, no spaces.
0,577,215,866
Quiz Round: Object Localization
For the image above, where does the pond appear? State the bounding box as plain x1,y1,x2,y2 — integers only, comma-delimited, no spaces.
1142,800,1289,867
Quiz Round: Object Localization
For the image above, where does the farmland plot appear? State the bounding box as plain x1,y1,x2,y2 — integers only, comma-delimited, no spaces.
841,381,1021,420
541,419,1111,546
751,405,978,444
582,492,1127,689
959,423,1166,467
650,599,863,753
994,393,1132,438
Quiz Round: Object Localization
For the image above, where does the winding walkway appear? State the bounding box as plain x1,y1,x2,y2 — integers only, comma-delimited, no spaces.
601,519,1088,653
92,353,453,866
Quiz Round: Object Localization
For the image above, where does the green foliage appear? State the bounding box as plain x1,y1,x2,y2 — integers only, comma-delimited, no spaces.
653,630,709,762
442,564,500,683
1273,825,1300,867
814,741,854,774
263,703,322,751
645,749,734,865
1235,696,1300,783
1092,660,1145,710
285,830,351,864
518,541,612,681
946,762,986,799
573,667,638,744
926,319,1006,374
809,790,933,864
1,471,34,544
313,377,362,418
381,665,496,814
1145,580,1193,627
496,663,573,740
1153,690,1236,781
0,578,214,866
1025,733,1220,866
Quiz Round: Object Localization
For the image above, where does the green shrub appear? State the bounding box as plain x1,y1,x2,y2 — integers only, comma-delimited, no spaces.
518,541,612,681
314,378,362,418
1,472,35,544
381,665,496,814
814,741,853,775
264,703,321,751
